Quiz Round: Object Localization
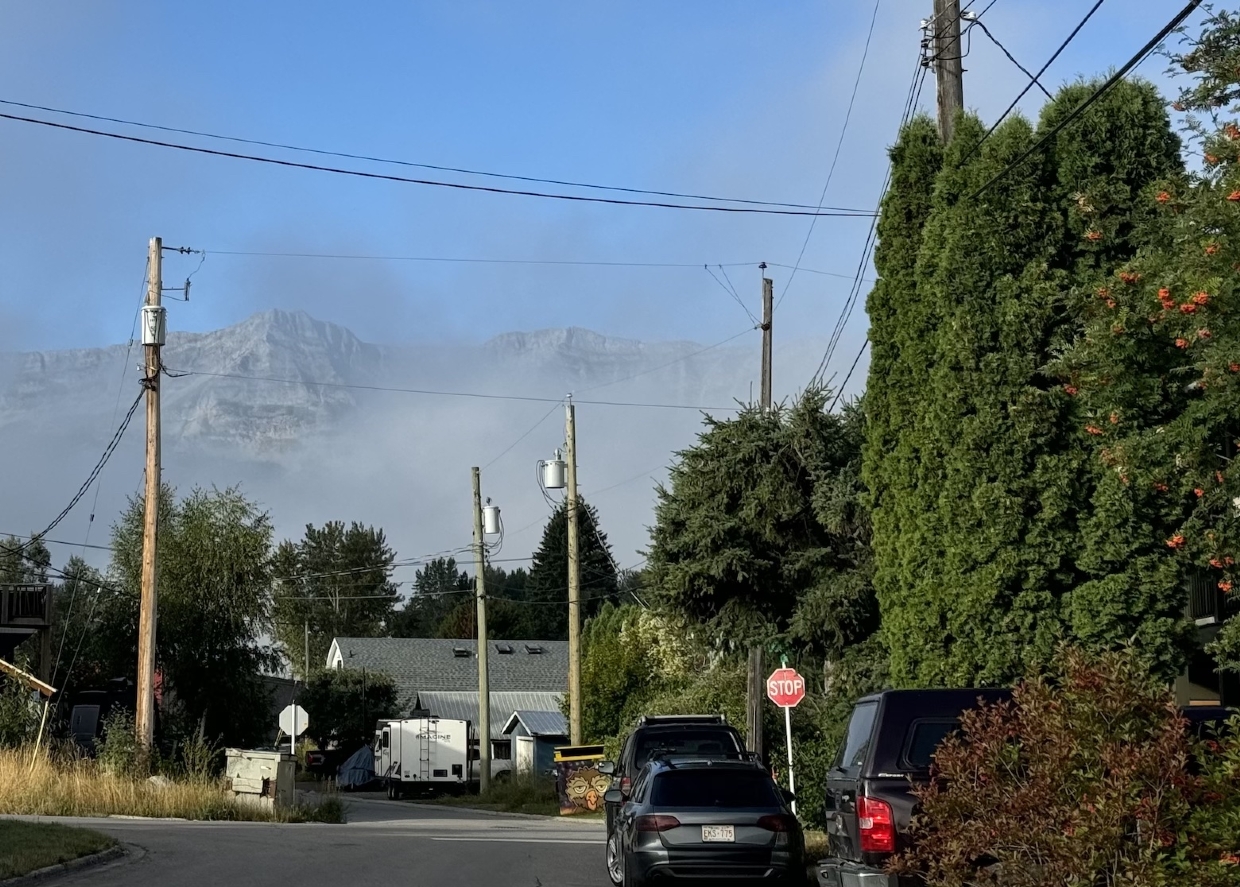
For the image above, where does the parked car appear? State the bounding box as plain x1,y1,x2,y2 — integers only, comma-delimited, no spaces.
816,689,1236,887
599,715,747,837
606,754,804,887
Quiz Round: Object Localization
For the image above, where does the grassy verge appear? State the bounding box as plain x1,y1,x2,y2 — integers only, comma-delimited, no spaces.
0,820,116,880
804,830,828,862
423,776,598,818
1,748,344,823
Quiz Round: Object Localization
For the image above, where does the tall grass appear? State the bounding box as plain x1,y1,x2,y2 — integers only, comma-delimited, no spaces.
0,746,343,823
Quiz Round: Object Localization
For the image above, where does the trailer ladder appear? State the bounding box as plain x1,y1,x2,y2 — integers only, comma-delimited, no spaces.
418,720,436,781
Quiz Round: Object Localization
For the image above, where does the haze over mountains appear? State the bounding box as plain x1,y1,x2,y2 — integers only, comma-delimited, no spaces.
0,309,841,577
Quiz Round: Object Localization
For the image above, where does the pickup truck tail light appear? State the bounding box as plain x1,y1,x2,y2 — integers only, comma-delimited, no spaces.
635,815,681,832
857,796,896,853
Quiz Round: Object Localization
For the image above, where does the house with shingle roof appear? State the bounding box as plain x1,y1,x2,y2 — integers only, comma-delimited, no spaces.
326,637,567,766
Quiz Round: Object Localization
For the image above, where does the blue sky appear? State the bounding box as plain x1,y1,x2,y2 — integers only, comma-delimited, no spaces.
0,0,1201,391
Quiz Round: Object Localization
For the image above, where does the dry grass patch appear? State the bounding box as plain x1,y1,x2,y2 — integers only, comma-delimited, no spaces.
0,747,343,823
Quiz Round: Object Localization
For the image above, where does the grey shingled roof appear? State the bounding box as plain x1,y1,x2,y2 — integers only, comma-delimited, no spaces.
329,637,567,712
502,709,569,738
415,691,565,739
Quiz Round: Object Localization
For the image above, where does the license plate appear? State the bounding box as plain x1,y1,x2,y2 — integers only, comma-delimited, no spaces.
701,825,735,843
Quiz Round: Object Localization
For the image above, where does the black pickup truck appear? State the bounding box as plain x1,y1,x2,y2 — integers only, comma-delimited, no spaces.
816,689,1233,887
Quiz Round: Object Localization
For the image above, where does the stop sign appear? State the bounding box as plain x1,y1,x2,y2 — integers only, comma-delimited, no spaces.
766,667,806,708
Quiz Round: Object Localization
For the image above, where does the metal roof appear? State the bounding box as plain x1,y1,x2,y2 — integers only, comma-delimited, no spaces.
502,709,569,738
414,691,565,739
327,637,567,711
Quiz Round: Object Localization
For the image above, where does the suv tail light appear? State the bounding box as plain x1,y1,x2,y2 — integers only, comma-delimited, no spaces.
619,775,632,795
635,815,681,832
857,796,895,853
756,814,794,832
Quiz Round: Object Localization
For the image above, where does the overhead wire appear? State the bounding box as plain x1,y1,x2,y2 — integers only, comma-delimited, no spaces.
776,0,884,312
572,328,756,396
166,368,737,412
0,97,873,214
8,391,144,559
0,111,878,219
970,0,1203,201
963,0,1108,162
482,402,563,472
971,19,1050,97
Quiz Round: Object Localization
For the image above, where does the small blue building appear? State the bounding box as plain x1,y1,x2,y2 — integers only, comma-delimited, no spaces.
502,710,569,777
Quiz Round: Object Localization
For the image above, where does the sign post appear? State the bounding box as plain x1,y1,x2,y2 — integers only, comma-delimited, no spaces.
766,658,806,815
279,704,309,759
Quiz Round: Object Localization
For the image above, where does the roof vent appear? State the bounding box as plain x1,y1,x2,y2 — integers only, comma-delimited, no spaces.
496,644,514,654
524,644,544,654
452,647,471,658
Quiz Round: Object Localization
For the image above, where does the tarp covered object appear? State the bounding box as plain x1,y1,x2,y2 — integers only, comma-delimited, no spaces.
337,744,376,789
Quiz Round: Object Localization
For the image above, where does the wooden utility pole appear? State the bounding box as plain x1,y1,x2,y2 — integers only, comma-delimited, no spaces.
760,274,773,410
136,236,163,750
933,0,965,143
565,399,582,746
747,270,774,761
471,467,491,793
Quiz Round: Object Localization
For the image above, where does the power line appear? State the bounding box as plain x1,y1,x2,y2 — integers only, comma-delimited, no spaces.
573,328,756,396
9,391,144,558
812,54,929,386
964,0,1108,161
777,0,884,313
482,402,563,472
169,368,738,412
704,266,759,324
829,339,871,411
0,110,879,219
971,0,1203,201
0,97,874,214
972,20,1052,98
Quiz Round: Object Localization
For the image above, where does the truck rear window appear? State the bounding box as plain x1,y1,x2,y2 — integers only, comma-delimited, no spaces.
835,700,878,774
635,730,741,767
902,719,959,769
651,770,781,808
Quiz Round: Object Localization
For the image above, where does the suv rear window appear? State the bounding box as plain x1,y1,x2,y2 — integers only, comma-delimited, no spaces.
635,730,741,768
651,769,781,807
835,700,878,775
902,719,958,769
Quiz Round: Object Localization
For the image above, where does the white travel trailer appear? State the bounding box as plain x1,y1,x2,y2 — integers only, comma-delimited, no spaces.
375,717,472,798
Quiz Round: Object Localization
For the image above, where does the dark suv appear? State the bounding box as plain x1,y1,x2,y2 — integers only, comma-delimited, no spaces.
817,689,1235,886
600,715,747,837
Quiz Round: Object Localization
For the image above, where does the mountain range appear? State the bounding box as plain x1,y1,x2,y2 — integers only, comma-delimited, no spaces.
0,309,840,572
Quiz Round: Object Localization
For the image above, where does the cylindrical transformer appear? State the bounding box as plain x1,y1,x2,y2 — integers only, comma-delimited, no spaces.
141,305,167,346
482,504,501,536
543,451,567,490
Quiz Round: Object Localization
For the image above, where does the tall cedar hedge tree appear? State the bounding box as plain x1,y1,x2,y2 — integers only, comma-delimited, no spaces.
646,390,877,662
865,79,1183,687
271,521,399,678
523,498,617,641
434,565,533,640
1061,11,1240,674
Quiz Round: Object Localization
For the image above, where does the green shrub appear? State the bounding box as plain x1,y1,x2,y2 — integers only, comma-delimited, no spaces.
892,646,1240,887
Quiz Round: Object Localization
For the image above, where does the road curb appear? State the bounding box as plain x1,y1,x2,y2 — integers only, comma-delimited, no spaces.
397,801,603,825
0,844,125,887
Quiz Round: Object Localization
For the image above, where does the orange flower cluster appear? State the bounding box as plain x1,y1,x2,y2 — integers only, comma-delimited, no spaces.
1221,580,1234,593
1207,243,1221,255
1158,288,1176,310
1085,424,1104,436
1230,190,1240,202
1154,482,1169,492
1193,291,1211,306
1227,124,1240,140
1085,230,1103,243
1196,488,1206,498
1167,534,1186,550
1176,338,1191,349
1231,363,1240,373
1118,271,1141,284
1157,191,1172,204
1200,328,1214,339
1181,303,1199,314
1063,385,1079,396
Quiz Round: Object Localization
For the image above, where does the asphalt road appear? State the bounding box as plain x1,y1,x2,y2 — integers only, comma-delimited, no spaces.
20,797,609,887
